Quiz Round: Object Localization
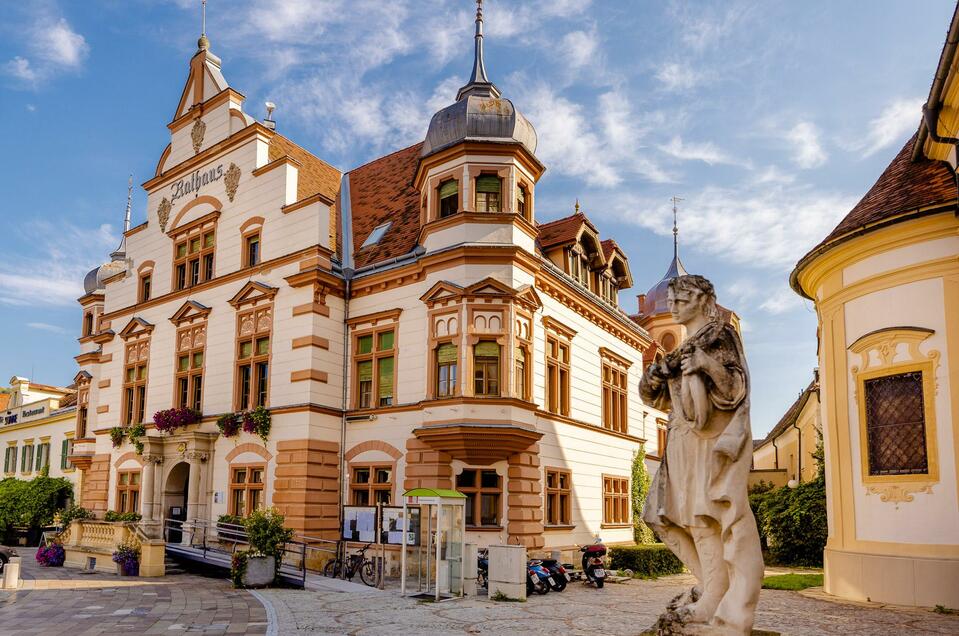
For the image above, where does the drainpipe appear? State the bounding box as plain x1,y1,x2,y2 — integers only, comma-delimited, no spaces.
772,437,779,470
338,174,354,540
791,420,802,484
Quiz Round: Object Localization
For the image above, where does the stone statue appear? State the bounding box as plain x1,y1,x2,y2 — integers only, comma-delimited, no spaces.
640,275,764,636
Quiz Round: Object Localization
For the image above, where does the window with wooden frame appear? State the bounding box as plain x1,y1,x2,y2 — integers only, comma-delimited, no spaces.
545,468,572,526
235,311,271,411
354,327,396,409
603,475,629,525
20,444,33,474
35,442,50,472
516,184,529,219
350,464,393,505
123,351,148,426
82,312,94,337
456,469,502,527
473,341,500,397
230,464,265,517
602,361,628,434
244,232,261,267
863,371,929,476
116,470,141,514
172,225,215,291
435,343,458,398
138,272,152,303
567,248,590,287
475,174,501,212
60,439,72,470
514,345,529,401
3,446,16,474
657,425,668,459
77,407,88,438
175,325,205,411
438,179,459,218
546,335,571,416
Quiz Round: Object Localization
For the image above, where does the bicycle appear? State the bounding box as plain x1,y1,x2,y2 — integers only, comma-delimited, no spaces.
323,542,379,587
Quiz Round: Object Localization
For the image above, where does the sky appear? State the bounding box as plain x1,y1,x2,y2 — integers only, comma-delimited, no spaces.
0,0,954,437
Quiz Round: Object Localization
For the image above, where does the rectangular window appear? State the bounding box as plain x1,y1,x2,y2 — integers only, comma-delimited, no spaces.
545,468,572,526
350,465,393,505
21,444,34,473
657,426,668,459
475,175,501,212
245,233,261,267
4,446,17,473
123,358,148,426
173,227,215,290
435,343,458,398
516,185,527,218
77,407,88,438
83,312,94,337
602,362,628,434
139,273,151,303
61,439,72,470
546,335,570,416
603,476,629,525
473,341,500,397
353,327,396,408
175,327,205,412
438,179,458,218
116,470,141,514
230,465,265,517
514,346,528,400
864,371,929,476
235,311,271,411
456,469,502,527
35,442,50,472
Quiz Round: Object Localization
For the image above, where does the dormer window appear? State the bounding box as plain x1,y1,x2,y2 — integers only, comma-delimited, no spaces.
568,248,589,288
475,175,501,212
439,180,459,218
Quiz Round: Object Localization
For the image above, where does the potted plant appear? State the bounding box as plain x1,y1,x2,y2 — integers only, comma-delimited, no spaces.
153,407,202,435
112,540,140,576
231,508,293,588
109,426,125,448
36,542,65,567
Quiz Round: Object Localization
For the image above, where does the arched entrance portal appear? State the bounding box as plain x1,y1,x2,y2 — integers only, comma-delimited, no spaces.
164,462,190,543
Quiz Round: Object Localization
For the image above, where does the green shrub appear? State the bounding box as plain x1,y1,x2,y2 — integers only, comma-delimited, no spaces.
244,508,293,559
609,544,684,577
0,476,73,536
757,476,827,567
631,445,655,544
104,511,142,522
58,505,93,528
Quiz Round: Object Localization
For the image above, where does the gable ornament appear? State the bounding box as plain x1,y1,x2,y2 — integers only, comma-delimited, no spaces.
191,118,206,154
157,197,172,232
225,162,241,202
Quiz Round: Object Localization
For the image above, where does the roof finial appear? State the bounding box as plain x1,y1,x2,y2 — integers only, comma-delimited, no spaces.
670,196,683,260
124,174,133,233
198,0,210,50
575,198,580,214
456,0,500,100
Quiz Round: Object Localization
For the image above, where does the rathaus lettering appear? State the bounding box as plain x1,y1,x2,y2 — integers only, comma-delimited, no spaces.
170,164,225,203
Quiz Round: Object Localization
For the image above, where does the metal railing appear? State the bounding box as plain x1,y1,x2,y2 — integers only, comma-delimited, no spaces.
161,517,339,588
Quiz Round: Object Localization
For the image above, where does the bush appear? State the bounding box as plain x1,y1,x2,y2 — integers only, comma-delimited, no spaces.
0,476,73,537
57,505,93,528
36,543,65,567
756,476,827,567
609,544,684,578
631,446,655,544
244,508,293,559
104,511,142,522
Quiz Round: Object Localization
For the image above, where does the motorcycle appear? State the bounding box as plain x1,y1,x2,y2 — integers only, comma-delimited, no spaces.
539,558,571,591
580,538,608,588
526,560,554,595
477,548,489,589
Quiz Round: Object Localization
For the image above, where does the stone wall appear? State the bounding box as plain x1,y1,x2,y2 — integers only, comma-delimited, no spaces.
507,444,544,548
272,439,340,538
80,453,111,513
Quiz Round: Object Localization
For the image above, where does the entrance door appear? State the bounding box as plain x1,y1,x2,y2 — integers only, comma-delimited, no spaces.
164,462,190,543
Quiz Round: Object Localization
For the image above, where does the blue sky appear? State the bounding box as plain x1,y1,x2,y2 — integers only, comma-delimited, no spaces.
0,0,954,436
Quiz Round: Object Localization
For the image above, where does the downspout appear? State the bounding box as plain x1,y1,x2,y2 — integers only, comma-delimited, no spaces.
791,419,802,483
772,438,779,470
338,173,354,539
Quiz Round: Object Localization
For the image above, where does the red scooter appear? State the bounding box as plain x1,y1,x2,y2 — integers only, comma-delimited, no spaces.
580,538,607,588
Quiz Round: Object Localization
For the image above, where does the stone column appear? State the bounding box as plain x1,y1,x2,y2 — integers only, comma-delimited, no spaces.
140,456,157,522
186,452,204,520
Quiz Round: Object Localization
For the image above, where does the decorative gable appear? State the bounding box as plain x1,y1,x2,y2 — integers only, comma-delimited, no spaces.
228,281,278,308
420,281,465,307
169,300,212,326
118,317,155,340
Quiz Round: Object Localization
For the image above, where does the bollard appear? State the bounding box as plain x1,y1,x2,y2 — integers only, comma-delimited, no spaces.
3,556,21,590
463,543,477,597
487,544,526,601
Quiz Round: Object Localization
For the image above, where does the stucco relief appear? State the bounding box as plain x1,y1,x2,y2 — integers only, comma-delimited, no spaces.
224,162,241,202
191,118,206,154
866,483,934,506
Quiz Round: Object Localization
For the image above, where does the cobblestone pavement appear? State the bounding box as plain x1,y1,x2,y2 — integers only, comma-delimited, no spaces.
258,570,959,636
0,548,268,635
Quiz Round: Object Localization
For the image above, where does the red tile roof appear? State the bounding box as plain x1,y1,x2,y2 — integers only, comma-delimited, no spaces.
601,238,625,260
0,393,10,411
801,133,956,263
537,213,589,250
347,143,423,268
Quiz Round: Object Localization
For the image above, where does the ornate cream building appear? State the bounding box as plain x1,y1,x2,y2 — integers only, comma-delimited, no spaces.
70,5,668,552
790,6,959,607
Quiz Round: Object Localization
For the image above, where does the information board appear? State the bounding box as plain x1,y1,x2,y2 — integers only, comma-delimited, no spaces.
380,506,421,546
341,506,377,543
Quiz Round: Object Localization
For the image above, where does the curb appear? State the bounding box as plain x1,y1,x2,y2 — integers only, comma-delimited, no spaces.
247,588,279,636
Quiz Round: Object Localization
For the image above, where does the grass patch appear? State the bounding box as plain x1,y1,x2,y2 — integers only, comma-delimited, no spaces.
490,591,525,602
762,573,823,591
934,605,957,615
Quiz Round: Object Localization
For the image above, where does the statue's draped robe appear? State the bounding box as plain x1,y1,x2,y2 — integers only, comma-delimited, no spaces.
642,321,752,534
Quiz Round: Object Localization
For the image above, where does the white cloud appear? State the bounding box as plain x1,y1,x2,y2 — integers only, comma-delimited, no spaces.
5,57,37,82
654,62,701,91
0,222,116,307
759,288,804,315
27,322,68,335
854,98,923,157
3,13,89,85
785,121,827,169
670,3,750,53
45,18,88,68
659,136,740,166
562,27,599,70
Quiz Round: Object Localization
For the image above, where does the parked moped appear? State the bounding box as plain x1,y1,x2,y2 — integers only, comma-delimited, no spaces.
580,538,608,588
526,560,553,595
539,558,571,591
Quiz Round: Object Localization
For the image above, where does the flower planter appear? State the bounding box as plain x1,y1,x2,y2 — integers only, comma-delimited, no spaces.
118,561,140,577
242,555,275,588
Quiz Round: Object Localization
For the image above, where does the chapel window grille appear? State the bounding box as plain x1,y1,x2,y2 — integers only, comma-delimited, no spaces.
864,371,929,476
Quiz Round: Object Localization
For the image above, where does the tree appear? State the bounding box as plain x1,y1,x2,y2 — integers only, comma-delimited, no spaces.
632,445,655,544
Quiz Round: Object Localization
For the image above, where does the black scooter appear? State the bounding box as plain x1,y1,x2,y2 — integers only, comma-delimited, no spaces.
580,539,608,588
539,558,571,591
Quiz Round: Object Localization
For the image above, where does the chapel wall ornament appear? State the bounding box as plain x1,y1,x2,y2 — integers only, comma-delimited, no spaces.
866,483,934,508
191,118,206,154
157,198,172,232
225,162,241,202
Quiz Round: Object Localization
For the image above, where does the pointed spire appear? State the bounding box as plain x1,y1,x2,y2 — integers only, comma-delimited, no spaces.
197,0,210,50
456,0,501,100
574,198,580,214
671,195,682,260
124,174,133,233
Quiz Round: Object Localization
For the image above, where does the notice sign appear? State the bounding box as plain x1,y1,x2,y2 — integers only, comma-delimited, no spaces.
342,506,377,543
380,506,421,546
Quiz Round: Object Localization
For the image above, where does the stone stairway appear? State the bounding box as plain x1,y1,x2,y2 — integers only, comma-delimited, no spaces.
164,555,186,575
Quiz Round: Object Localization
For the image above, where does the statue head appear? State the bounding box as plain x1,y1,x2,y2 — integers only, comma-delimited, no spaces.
667,274,719,327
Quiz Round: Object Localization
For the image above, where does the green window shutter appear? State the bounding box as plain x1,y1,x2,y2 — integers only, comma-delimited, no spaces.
475,342,500,358
476,175,501,194
378,357,395,398
61,440,68,470
3,448,7,473
439,180,458,199
36,445,42,471
357,360,373,382
436,343,458,364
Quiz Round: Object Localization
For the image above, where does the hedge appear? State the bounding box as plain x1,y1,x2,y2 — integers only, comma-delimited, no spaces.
609,544,684,577
756,476,827,567
0,476,73,537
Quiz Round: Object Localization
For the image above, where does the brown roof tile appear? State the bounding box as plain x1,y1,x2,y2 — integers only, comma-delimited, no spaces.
803,133,956,261
0,393,10,411
268,134,342,248
347,143,423,268
537,213,587,250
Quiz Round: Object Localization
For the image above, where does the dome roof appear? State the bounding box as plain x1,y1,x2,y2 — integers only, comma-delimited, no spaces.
422,95,537,157
641,253,688,317
82,259,128,295
420,0,536,159
83,267,103,295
